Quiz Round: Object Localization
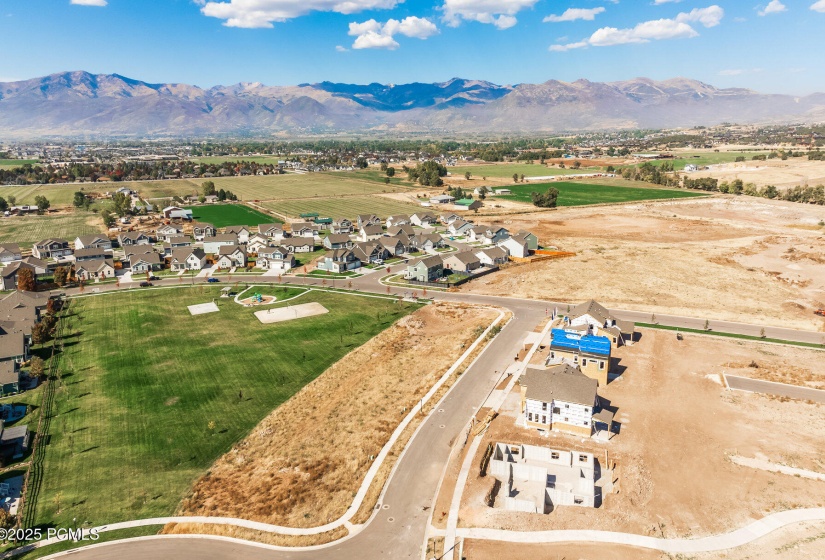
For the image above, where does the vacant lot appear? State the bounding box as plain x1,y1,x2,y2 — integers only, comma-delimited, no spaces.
178,303,497,528
459,330,825,540
264,194,423,219
184,204,281,227
498,181,706,206
464,196,825,330
31,287,418,528
0,210,103,247
0,184,83,207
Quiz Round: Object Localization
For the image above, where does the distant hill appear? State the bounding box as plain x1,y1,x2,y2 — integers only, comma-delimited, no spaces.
0,71,823,137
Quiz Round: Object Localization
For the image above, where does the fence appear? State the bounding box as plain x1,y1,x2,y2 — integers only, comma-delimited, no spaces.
16,299,69,529
509,251,576,264
403,265,500,288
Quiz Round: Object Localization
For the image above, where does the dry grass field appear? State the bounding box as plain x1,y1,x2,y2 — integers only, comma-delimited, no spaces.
463,196,825,330
177,303,499,528
0,210,103,247
698,157,825,188
262,194,423,219
458,330,825,541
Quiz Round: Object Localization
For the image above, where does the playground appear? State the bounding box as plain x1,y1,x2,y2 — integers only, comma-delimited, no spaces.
239,293,277,306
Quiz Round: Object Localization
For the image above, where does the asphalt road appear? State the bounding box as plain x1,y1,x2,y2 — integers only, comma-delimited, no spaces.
725,375,825,404
38,263,824,560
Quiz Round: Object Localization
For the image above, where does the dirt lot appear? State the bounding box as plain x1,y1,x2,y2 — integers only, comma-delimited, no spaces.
463,196,825,330
464,520,825,560
457,329,825,539
700,158,825,188
176,302,498,529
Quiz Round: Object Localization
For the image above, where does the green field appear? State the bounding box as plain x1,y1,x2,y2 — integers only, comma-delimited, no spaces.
29,287,419,528
184,204,281,227
448,163,591,179
0,212,102,247
499,181,709,206
622,151,772,171
263,195,423,219
0,159,38,170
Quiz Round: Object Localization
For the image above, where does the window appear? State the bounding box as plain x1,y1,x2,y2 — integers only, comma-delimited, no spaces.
584,407,589,413
542,402,547,411
574,497,584,505
541,415,546,424
579,454,587,462
551,452,560,459
553,407,560,414
564,417,569,422
528,412,533,422
565,404,569,409
584,421,589,426
581,358,587,366
599,361,605,370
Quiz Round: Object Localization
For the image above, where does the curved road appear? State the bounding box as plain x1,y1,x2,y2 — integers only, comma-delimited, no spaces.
30,263,824,559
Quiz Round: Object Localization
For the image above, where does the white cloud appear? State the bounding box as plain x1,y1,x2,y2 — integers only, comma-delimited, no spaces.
676,5,724,27
70,0,107,6
348,16,438,49
335,45,349,51
653,0,683,4
200,0,402,28
440,0,539,30
552,4,723,51
810,0,825,11
718,67,762,76
543,7,604,23
758,0,787,16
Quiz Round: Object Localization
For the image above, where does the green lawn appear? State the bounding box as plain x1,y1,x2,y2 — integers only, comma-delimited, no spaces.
184,204,281,228
0,159,38,170
498,181,708,206
448,163,592,179
29,287,419,529
0,211,103,248
264,195,423,219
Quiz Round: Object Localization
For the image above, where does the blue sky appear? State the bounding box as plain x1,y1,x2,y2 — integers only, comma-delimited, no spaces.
1,0,823,94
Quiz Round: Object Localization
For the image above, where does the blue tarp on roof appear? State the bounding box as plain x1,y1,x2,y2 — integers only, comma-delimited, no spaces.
550,328,611,357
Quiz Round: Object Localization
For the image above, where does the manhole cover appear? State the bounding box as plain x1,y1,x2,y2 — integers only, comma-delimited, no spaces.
439,425,446,429
438,409,444,413
382,504,390,510
387,517,395,523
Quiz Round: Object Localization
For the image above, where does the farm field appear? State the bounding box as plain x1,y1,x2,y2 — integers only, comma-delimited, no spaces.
448,163,587,179
0,184,83,207
498,181,707,206
622,150,772,171
0,159,38,170
29,287,419,529
263,195,423,219
184,204,281,227
0,211,103,247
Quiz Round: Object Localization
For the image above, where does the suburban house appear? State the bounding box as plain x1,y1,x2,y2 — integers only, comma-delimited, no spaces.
548,328,612,386
170,248,207,272
313,217,333,230
410,233,444,252
74,247,109,262
257,247,295,271
160,236,192,255
439,213,461,225
281,238,315,253
517,230,540,251
192,223,217,241
74,234,112,251
0,330,27,366
498,234,529,258
258,223,286,240
410,213,437,227
217,245,247,269
565,300,636,348
387,224,416,239
330,218,354,234
155,224,183,242
429,194,455,205
443,251,482,274
20,257,49,276
31,239,72,260
469,225,509,245
0,244,22,264
0,262,36,291
378,236,407,256
494,188,512,195
323,234,353,250
357,214,381,228
203,234,239,254
489,443,596,513
162,206,193,220
352,241,389,264
357,224,384,242
74,258,116,281
519,364,598,436
475,246,509,266
0,361,20,397
405,255,443,282
447,220,473,236
290,222,316,238
225,226,250,243
245,234,271,254
127,251,164,273
317,249,362,273
385,215,411,227
0,421,30,461
117,231,151,247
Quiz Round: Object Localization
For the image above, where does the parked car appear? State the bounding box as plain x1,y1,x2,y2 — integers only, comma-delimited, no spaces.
139,281,153,287
371,258,384,265
148,275,159,281
207,277,220,283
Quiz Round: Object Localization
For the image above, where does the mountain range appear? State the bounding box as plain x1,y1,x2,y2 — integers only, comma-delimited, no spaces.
1,71,823,138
